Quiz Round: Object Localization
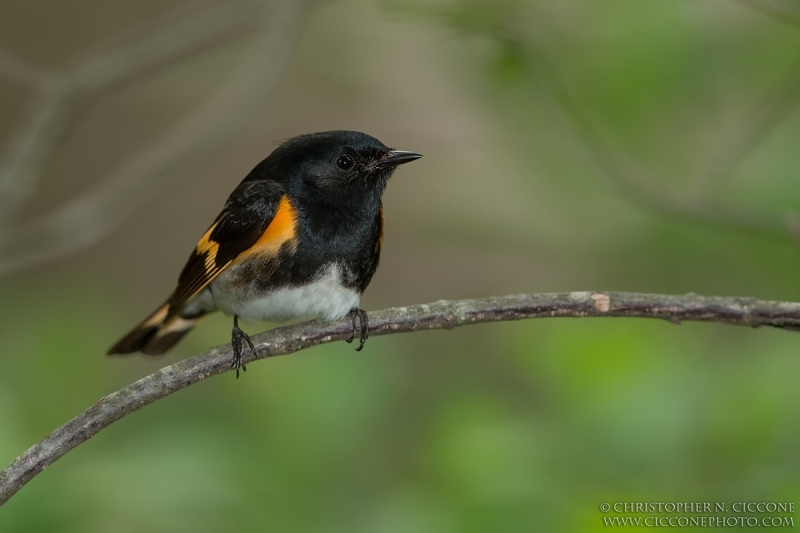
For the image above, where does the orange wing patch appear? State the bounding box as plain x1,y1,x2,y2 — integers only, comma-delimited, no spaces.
168,196,296,311
196,222,221,271
231,196,298,264
196,224,219,254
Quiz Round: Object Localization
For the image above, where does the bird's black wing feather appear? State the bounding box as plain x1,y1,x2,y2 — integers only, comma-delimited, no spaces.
167,180,285,312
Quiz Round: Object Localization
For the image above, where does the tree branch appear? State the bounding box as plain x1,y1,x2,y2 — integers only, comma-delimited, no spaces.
2,291,800,506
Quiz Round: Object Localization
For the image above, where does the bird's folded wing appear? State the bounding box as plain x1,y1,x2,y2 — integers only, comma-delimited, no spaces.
166,180,295,312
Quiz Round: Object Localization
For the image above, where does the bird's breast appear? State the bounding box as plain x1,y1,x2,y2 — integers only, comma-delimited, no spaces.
210,262,360,322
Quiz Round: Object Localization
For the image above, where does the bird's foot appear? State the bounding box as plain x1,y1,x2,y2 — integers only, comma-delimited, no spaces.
345,308,369,351
231,316,256,379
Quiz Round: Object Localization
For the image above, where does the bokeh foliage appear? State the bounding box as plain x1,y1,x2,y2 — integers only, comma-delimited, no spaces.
2,0,800,531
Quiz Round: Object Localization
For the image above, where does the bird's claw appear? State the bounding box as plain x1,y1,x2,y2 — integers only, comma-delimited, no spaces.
231,318,256,379
346,308,369,351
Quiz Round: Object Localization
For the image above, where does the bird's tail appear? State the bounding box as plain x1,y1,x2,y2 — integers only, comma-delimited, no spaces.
108,303,203,356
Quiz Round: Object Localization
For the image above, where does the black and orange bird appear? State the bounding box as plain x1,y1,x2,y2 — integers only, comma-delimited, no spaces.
108,131,421,376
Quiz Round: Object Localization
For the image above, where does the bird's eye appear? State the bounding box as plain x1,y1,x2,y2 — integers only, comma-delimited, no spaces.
336,154,355,171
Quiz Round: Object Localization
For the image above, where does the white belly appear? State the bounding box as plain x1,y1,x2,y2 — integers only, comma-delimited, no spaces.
211,263,361,322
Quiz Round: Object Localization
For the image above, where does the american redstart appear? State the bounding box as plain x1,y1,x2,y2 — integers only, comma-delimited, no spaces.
108,130,421,376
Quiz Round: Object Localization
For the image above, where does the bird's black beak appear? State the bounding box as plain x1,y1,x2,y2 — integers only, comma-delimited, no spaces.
377,150,423,167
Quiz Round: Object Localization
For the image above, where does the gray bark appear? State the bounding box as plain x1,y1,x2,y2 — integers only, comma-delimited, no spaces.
2,291,800,506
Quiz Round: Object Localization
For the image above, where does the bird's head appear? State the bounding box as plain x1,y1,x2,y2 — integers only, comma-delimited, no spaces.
261,130,422,210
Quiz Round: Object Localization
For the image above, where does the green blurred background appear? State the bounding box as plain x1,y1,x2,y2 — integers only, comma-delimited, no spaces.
2,0,800,531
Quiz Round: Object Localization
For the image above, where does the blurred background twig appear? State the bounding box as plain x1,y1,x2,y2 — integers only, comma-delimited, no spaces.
0,0,309,275
734,0,800,27
401,0,800,242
